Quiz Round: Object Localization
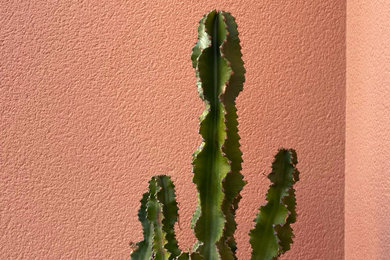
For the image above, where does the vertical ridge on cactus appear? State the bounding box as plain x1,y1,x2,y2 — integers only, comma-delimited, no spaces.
217,12,246,259
147,178,170,259
130,10,300,260
155,176,181,259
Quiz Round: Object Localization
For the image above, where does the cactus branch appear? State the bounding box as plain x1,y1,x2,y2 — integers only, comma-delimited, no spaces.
191,10,232,259
131,192,154,260
249,149,299,260
131,176,181,260
191,10,246,260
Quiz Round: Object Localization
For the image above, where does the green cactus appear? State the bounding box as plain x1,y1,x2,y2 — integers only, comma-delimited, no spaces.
249,149,299,260
131,192,154,260
131,176,181,260
131,10,299,260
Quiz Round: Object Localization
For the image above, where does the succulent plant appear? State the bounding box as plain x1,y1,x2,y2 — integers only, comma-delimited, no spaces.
131,10,299,260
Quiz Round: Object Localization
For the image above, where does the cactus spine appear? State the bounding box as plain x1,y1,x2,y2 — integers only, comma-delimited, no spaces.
131,10,299,260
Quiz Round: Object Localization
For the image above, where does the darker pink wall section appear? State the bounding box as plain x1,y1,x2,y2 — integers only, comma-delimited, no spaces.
346,0,390,259
1,1,345,259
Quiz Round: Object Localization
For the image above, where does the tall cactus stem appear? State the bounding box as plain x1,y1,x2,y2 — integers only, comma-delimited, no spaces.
191,10,246,259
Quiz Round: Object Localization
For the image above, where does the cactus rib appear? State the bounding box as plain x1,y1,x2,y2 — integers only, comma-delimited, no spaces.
217,12,246,259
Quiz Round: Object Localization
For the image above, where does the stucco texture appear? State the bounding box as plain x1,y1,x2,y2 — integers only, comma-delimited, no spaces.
346,0,390,259
1,1,345,259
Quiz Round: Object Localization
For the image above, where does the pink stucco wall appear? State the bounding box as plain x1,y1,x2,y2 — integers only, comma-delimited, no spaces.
345,0,390,259
1,1,345,259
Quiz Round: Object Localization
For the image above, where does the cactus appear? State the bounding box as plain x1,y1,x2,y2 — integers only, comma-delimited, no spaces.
131,10,299,260
131,176,181,260
249,149,299,260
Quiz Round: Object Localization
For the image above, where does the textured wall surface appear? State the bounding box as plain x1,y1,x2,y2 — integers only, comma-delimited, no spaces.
346,0,390,259
1,1,345,259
